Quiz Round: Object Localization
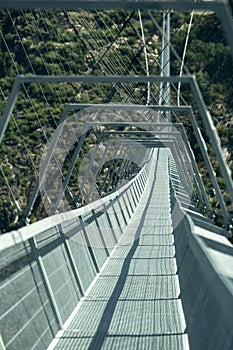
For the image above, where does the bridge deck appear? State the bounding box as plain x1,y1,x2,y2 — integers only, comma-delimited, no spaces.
48,149,189,350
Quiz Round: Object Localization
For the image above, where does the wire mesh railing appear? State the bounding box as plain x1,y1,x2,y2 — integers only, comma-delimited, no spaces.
0,153,152,350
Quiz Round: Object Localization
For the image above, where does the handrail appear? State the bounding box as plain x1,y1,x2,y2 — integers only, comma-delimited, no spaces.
0,151,153,253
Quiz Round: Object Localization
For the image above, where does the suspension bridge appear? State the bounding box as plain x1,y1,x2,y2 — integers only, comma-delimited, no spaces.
0,1,233,349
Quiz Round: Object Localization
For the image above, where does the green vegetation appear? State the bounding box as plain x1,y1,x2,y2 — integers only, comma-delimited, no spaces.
0,9,233,235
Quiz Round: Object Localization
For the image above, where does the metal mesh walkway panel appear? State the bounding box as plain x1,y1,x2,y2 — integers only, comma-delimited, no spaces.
50,148,189,350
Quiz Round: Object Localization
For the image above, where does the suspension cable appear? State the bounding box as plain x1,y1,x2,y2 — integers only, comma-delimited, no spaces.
138,9,151,105
177,10,194,106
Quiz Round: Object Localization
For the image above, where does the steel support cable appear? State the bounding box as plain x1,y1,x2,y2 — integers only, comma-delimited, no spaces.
0,30,48,151
63,10,140,102
47,10,90,77
125,10,165,100
6,10,73,168
123,9,161,77
94,10,158,103
0,82,40,219
75,10,149,100
104,145,131,194
77,13,128,70
0,165,21,212
86,10,141,73
18,11,86,157
43,10,79,75
72,8,158,100
95,9,149,75
28,10,74,101
94,10,140,72
20,10,92,206
7,10,56,130
107,45,157,104
21,9,70,108
28,10,86,178
148,10,191,107
62,10,132,103
117,11,160,103
27,10,65,75
175,9,227,104
148,10,193,74
6,10,58,134
173,11,233,211
138,9,151,105
62,10,105,74
22,9,77,126
1,12,77,220
177,10,194,106
97,142,125,197
0,84,39,177
0,27,36,113
74,138,115,204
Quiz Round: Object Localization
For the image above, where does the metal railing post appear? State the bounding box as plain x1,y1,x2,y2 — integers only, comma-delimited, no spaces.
79,216,99,273
29,237,63,329
92,209,110,257
0,334,6,350
59,225,85,297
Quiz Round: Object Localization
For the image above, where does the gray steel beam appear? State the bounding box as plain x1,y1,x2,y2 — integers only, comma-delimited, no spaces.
2,0,233,61
217,1,233,59
0,74,205,150
0,76,194,150
0,0,224,12
0,77,21,145
16,74,193,84
23,122,68,222
187,109,229,222
179,126,212,212
190,76,233,203
62,103,192,114
103,130,180,136
159,11,170,112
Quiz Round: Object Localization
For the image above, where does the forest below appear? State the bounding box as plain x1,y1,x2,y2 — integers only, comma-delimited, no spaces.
0,8,233,236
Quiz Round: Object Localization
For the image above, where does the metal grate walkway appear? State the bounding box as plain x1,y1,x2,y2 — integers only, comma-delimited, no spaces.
49,148,189,350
